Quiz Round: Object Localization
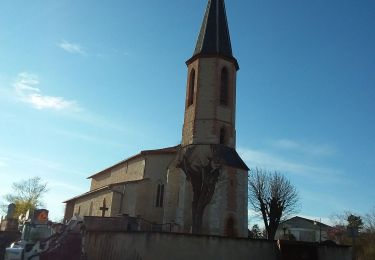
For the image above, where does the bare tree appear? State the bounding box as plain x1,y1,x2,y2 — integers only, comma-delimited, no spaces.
364,207,375,233
248,168,299,240
3,177,48,218
176,145,223,234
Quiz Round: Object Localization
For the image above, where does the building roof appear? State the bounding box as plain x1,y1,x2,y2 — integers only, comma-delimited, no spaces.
194,0,233,57
63,179,149,203
187,0,239,69
217,146,249,171
87,145,180,179
174,144,249,171
280,216,332,229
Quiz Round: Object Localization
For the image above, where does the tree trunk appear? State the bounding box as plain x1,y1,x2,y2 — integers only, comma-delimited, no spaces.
176,145,222,235
267,225,277,241
267,219,280,240
192,200,204,234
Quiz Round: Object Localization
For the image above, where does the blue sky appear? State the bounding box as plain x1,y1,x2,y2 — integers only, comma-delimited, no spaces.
0,0,374,224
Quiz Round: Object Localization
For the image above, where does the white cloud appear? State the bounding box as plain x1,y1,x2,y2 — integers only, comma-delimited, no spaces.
238,147,342,183
0,156,8,167
1,152,87,178
47,180,85,193
59,40,85,55
13,72,79,111
270,138,336,157
54,129,125,148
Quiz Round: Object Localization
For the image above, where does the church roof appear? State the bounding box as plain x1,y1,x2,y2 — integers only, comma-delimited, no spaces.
63,179,149,203
187,0,238,69
218,146,249,171
173,145,249,171
87,145,180,179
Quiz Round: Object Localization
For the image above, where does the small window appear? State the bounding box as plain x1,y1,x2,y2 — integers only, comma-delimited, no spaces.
220,127,226,145
89,202,93,216
225,217,237,237
220,67,229,105
156,184,165,207
188,69,195,106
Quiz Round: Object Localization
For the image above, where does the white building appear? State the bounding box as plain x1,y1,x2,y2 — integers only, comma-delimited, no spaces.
275,216,332,242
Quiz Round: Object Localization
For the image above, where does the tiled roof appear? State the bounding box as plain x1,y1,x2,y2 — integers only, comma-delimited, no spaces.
281,216,332,229
217,145,249,171
192,0,234,59
174,144,249,171
63,179,149,203
87,145,180,179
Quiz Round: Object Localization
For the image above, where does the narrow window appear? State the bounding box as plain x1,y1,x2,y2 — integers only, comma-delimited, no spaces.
77,206,81,216
156,184,165,207
225,217,237,237
89,202,93,216
156,184,161,207
220,67,229,105
220,127,226,145
188,69,195,106
160,184,164,207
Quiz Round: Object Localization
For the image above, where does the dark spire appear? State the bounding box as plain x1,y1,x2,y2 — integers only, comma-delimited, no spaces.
188,0,238,69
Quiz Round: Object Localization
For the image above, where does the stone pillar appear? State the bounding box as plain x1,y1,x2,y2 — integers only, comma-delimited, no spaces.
6,203,16,219
0,203,18,232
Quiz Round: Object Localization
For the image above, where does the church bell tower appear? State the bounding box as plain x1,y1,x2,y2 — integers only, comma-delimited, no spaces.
169,0,248,238
182,0,239,149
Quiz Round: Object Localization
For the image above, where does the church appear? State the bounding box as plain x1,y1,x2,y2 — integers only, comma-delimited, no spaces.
64,0,249,238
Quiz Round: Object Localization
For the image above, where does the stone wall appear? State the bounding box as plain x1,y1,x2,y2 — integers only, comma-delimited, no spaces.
116,180,153,221
143,153,176,223
84,230,352,260
84,231,279,260
214,167,248,237
162,167,182,227
170,165,248,237
64,202,75,222
81,216,352,260
277,240,352,260
73,189,114,217
318,245,352,260
71,180,152,220
90,157,146,190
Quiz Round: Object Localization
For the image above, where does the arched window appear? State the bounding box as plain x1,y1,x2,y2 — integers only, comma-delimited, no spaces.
220,127,226,145
188,69,195,106
89,201,93,216
156,183,165,207
220,67,229,105
225,216,237,237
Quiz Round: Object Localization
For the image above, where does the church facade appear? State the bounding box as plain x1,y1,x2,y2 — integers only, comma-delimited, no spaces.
64,0,249,238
